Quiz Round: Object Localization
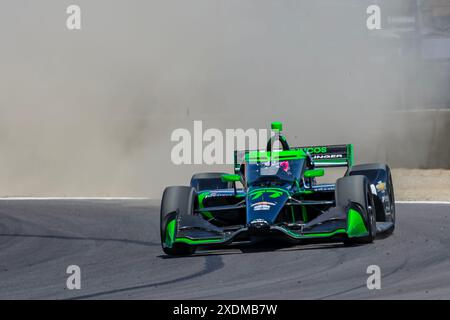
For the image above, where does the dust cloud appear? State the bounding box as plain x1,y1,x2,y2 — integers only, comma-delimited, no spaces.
0,1,446,197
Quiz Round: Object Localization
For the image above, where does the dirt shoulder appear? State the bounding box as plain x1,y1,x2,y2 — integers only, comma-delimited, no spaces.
392,169,450,201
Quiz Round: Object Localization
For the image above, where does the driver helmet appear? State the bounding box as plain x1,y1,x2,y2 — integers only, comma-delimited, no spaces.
279,160,289,172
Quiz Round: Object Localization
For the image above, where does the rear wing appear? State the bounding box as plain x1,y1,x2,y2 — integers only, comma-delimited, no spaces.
300,144,354,168
233,144,353,173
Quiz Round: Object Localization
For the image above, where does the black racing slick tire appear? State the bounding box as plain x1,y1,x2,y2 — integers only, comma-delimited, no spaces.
336,175,376,245
348,163,396,230
160,186,197,256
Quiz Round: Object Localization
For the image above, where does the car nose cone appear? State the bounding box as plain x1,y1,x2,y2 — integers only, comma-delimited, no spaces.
248,219,270,234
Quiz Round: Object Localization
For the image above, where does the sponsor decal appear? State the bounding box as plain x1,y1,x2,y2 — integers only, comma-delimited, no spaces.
250,189,284,200
375,181,386,192
312,154,343,159
208,191,242,198
251,201,276,211
305,147,327,154
313,186,335,192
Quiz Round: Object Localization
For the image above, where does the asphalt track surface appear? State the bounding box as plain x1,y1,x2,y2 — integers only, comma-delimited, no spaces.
0,200,449,299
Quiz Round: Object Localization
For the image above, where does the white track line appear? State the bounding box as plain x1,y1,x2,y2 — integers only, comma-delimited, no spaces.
396,201,450,205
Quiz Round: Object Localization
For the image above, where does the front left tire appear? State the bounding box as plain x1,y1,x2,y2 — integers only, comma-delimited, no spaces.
160,186,197,256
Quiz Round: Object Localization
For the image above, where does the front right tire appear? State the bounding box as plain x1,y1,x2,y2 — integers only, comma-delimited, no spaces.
347,163,396,232
336,175,376,245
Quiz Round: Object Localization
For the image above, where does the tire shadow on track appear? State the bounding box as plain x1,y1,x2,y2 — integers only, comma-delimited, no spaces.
0,233,160,247
67,254,225,300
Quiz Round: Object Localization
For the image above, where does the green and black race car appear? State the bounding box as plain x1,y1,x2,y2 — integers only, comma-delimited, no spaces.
161,122,395,256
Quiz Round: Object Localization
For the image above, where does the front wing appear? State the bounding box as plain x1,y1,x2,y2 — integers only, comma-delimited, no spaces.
163,205,372,250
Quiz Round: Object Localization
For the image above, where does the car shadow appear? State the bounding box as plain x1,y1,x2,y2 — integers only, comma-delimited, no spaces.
159,240,345,259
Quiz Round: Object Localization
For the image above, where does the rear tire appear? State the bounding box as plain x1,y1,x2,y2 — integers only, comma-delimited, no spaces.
160,186,197,256
190,172,231,192
336,175,376,245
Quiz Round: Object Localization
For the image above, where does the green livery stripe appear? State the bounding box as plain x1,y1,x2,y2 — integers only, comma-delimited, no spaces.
303,229,346,237
302,206,308,222
296,190,313,194
176,228,347,244
174,237,224,245
165,219,176,248
282,228,346,239
246,149,306,163
347,208,369,238
347,144,354,167
198,191,214,220
170,207,367,246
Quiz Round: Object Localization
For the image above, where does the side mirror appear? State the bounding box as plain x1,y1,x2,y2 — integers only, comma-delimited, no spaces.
221,174,241,183
221,174,240,195
304,169,324,178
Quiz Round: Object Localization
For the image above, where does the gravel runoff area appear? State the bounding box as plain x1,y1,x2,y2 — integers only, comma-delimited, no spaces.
392,169,450,201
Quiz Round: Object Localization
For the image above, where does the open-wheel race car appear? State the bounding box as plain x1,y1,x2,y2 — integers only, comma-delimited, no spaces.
161,122,395,255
